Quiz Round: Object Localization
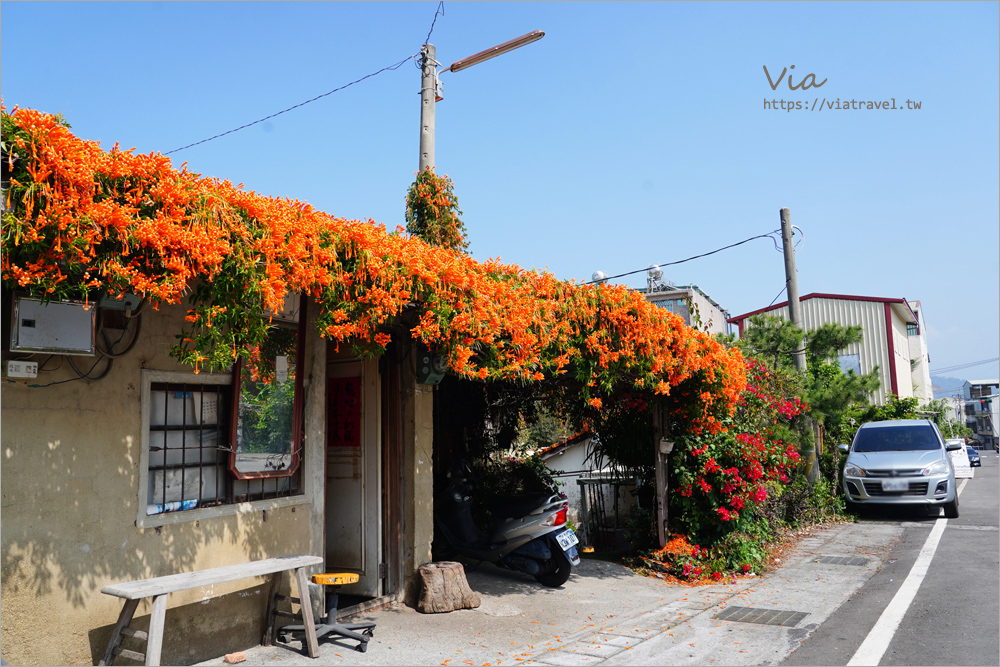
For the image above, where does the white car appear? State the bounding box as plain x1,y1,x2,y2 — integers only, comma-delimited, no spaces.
839,420,961,518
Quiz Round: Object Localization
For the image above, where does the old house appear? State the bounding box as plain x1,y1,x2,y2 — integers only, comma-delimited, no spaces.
1,289,434,665
1,106,746,666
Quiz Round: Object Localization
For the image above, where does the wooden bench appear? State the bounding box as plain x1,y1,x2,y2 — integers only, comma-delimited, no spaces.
99,554,324,666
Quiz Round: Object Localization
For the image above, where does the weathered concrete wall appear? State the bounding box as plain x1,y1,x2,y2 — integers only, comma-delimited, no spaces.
401,360,435,606
1,301,319,666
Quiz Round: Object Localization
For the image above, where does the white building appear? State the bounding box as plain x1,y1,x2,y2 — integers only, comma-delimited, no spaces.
537,434,638,551
906,300,934,403
962,379,999,449
639,283,731,337
727,292,930,406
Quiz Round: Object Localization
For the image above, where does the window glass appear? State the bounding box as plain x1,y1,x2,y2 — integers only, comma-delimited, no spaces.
147,382,229,515
838,354,861,375
232,324,302,478
853,425,940,452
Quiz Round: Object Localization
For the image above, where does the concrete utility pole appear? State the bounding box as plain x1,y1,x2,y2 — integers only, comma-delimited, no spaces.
781,208,820,483
419,44,437,171
418,31,544,172
780,207,807,372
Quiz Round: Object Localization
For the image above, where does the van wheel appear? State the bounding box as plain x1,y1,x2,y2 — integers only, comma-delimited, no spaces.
943,498,959,519
535,551,572,587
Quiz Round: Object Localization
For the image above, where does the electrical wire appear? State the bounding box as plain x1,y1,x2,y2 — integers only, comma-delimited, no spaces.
770,225,805,253
587,230,784,284
424,1,445,45
767,285,787,308
37,354,64,373
67,352,114,382
932,357,1000,374
21,375,87,389
95,309,143,358
164,54,417,155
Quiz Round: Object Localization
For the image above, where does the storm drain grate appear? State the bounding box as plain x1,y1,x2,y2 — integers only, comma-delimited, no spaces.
713,606,809,627
815,556,869,566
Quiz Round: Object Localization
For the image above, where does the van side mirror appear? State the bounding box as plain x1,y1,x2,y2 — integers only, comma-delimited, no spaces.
944,441,962,451
838,444,849,454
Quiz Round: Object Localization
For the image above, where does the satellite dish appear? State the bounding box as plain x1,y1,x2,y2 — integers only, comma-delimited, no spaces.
592,270,609,284
647,264,663,280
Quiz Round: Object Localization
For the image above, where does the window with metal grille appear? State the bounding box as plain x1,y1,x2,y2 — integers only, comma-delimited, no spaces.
907,323,919,336
145,378,301,518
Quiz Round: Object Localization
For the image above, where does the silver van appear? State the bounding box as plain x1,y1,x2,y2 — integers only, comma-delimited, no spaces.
839,419,960,518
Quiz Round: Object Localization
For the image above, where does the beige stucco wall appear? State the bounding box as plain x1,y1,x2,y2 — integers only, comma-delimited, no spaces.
1,300,322,666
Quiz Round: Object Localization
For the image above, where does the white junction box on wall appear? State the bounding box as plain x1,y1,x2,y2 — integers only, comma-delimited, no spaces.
10,296,97,356
6,360,39,378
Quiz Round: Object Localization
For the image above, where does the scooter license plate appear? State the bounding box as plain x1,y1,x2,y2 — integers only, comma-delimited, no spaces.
882,479,908,492
555,529,579,551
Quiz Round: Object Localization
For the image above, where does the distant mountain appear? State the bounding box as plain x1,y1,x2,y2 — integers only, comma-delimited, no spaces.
932,375,967,399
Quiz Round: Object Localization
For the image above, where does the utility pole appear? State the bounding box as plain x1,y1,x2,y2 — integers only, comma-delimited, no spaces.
780,207,806,372
419,44,437,171
417,31,544,172
781,207,820,482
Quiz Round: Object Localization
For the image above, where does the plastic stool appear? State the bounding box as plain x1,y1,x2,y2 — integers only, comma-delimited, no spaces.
278,573,376,653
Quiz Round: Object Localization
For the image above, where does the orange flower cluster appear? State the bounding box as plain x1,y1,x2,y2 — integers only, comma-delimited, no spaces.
404,168,468,253
1,106,746,428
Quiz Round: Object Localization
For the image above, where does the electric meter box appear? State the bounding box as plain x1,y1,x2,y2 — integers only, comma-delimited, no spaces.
10,296,97,356
264,292,300,324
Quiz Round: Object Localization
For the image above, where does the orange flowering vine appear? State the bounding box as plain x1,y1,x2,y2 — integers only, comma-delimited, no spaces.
405,167,467,253
1,106,746,431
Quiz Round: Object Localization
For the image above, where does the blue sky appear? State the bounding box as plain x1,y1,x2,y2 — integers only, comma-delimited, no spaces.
2,1,998,384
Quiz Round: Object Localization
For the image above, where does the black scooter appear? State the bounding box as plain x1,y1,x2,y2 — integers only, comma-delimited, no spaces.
434,462,581,587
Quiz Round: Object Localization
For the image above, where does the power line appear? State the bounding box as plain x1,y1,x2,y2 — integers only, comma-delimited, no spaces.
424,1,445,44
932,357,1000,374
767,285,787,308
588,230,784,284
164,54,417,155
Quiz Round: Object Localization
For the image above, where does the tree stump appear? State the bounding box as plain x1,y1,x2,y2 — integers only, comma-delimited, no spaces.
416,561,481,613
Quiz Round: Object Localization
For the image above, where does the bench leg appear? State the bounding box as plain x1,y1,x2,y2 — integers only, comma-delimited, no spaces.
145,594,168,666
294,567,320,658
262,572,283,647
99,598,140,666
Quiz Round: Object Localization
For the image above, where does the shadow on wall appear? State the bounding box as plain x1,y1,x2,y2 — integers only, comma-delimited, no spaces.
1,404,305,664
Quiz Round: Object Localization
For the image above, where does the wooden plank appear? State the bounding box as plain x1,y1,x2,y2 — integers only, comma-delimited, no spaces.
98,598,140,666
294,567,320,659
145,594,167,666
121,628,148,641
101,555,322,599
116,648,146,662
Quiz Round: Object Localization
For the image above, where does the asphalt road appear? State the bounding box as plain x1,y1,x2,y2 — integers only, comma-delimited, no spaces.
782,450,1000,666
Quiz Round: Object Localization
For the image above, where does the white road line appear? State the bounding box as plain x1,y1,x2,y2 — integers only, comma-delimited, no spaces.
846,478,969,666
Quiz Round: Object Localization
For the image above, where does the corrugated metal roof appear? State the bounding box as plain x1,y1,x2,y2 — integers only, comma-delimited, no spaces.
727,292,918,325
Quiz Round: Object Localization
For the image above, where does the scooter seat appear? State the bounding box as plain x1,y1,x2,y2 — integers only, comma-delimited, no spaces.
487,492,558,520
